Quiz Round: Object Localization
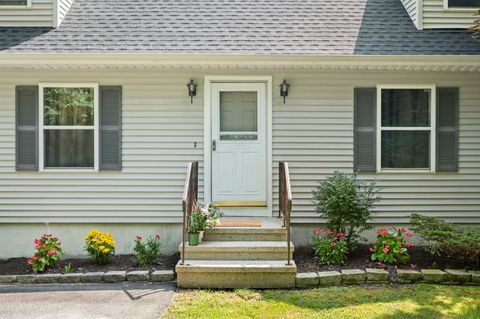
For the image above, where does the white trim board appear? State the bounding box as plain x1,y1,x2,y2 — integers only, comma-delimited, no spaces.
203,75,273,217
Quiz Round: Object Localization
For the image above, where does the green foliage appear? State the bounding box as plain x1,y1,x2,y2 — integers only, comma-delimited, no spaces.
27,233,64,273
64,262,72,274
410,214,480,268
312,171,381,245
188,202,224,234
312,228,349,265
370,228,413,265
134,235,161,267
43,87,94,125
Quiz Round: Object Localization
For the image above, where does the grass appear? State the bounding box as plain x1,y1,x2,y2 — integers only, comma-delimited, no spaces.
162,284,480,319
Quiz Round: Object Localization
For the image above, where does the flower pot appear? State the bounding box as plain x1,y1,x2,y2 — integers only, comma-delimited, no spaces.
188,232,200,246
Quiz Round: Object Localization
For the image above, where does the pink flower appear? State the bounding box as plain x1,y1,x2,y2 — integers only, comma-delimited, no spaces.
330,242,337,247
315,228,323,235
369,247,374,253
57,241,61,246
376,262,385,267
155,234,160,240
46,250,56,256
405,243,414,248
337,231,344,237
406,232,413,238
325,229,333,235
26,258,33,265
34,239,40,245
136,236,142,241
400,227,406,233
377,229,389,235
43,233,52,238
383,246,389,253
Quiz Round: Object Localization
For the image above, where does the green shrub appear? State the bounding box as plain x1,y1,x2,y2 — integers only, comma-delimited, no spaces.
134,235,161,266
370,228,413,265
410,213,480,268
313,171,381,245
312,228,349,265
27,233,64,273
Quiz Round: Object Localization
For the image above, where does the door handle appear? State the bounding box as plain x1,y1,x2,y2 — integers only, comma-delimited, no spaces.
212,140,216,151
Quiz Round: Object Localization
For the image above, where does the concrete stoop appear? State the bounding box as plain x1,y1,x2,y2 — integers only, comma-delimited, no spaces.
175,219,296,289
176,260,297,289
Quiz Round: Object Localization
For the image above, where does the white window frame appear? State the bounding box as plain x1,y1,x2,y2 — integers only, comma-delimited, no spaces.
376,84,436,173
0,0,31,8
39,83,99,172
443,0,480,11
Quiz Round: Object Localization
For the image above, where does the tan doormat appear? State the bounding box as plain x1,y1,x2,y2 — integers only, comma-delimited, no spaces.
216,220,262,227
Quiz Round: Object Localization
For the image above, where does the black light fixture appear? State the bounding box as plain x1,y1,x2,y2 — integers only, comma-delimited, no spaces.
187,79,197,104
279,79,290,104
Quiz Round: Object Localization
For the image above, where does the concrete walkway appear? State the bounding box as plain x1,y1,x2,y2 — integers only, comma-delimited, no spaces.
0,282,176,319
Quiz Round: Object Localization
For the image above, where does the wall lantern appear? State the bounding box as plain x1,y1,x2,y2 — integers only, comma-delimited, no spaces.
279,79,290,104
187,79,197,104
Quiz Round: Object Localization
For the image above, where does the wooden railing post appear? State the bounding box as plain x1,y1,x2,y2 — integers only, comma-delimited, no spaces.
279,162,292,266
181,162,198,265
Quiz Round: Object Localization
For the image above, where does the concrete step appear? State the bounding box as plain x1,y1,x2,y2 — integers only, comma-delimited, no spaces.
203,227,286,242
179,241,294,260
176,260,297,289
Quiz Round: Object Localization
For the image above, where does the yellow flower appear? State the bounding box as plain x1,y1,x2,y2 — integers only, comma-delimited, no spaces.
103,248,110,254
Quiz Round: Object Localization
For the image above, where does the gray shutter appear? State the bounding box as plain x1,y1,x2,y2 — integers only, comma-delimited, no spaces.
354,88,376,172
437,88,459,172
16,86,38,170
100,86,122,170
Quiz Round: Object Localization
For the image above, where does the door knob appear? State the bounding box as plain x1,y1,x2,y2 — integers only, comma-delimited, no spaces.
212,140,216,151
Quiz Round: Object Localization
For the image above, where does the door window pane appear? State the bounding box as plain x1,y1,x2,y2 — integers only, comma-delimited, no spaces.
448,0,480,7
220,91,257,132
381,131,430,169
0,0,27,5
44,130,94,168
381,89,430,127
44,87,94,126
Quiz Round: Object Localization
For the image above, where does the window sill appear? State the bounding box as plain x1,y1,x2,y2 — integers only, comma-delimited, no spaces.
0,5,31,9
40,168,98,173
443,7,479,12
376,169,435,174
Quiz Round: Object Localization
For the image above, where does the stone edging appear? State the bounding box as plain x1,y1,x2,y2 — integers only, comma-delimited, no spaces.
0,270,175,285
296,268,480,288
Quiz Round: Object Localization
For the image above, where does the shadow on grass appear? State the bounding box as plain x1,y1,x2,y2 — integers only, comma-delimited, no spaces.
259,284,480,319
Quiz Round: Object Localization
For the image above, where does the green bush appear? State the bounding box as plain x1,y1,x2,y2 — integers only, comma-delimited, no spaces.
312,228,349,265
410,213,480,268
313,171,381,245
134,235,161,267
370,228,413,265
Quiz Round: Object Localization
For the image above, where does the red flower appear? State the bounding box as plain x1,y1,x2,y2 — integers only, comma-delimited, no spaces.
337,231,344,237
383,246,389,253
34,239,40,245
377,229,389,235
136,236,142,241
26,258,33,265
400,227,406,233
155,234,160,240
46,250,56,256
35,244,45,250
43,233,52,238
330,242,337,247
376,262,385,267
406,232,413,238
57,241,61,246
315,228,323,235
325,229,333,235
405,243,414,248
369,247,374,253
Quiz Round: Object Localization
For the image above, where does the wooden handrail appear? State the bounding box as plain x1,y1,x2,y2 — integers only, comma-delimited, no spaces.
181,161,198,265
279,162,292,266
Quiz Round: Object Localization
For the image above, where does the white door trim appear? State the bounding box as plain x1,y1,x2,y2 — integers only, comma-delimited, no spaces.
204,75,273,215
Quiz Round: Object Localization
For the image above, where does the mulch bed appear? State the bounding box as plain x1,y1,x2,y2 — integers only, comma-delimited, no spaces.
0,253,179,276
294,244,474,274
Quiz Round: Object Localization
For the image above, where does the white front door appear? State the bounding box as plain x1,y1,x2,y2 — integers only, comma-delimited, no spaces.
211,82,267,206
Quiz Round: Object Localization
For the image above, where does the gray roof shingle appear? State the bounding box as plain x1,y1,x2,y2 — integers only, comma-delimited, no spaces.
0,0,479,55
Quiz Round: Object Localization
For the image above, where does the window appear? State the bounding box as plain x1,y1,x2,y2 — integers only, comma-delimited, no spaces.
39,84,99,170
445,0,480,9
377,85,436,172
0,0,30,7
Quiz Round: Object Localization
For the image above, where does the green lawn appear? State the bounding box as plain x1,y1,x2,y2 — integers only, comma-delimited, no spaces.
163,284,480,319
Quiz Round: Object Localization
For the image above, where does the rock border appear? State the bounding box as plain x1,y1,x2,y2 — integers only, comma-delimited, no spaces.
296,269,479,288
0,270,175,285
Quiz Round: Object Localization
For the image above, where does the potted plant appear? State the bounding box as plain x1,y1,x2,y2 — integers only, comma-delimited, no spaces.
188,202,224,246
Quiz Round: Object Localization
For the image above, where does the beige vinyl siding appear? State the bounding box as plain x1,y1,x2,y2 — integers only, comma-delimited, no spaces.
400,0,421,29
57,0,73,26
0,69,478,225
423,0,478,28
0,0,53,27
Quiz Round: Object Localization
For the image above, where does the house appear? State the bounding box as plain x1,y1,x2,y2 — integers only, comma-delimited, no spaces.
0,0,479,286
